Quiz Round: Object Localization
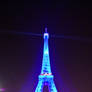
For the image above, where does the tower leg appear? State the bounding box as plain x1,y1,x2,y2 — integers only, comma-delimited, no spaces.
35,81,43,92
48,80,57,92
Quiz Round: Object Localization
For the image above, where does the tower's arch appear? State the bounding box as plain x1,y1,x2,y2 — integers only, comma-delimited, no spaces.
43,85,49,92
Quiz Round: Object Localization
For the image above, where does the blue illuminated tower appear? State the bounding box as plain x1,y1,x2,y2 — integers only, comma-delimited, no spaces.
35,28,58,92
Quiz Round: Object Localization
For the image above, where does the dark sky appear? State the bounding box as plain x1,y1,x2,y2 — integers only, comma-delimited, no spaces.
0,0,92,92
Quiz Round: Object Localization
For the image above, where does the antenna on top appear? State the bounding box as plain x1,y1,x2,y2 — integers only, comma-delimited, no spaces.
45,27,47,33
44,27,49,39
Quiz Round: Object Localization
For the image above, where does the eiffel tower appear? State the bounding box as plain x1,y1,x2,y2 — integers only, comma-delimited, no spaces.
35,28,58,92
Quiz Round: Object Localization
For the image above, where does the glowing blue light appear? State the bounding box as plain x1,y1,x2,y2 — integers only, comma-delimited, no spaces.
35,29,58,92
41,32,51,74
44,33,49,39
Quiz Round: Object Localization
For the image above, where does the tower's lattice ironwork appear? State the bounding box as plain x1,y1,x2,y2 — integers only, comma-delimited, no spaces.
35,28,58,92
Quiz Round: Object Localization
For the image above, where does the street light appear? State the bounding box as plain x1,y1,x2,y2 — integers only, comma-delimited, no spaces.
0,88,5,92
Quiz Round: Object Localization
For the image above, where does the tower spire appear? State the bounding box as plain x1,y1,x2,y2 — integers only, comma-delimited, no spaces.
41,27,51,74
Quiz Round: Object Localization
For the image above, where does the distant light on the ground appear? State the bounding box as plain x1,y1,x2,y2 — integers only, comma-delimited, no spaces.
0,88,5,91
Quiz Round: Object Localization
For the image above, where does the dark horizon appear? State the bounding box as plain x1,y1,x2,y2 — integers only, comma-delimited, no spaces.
0,0,92,92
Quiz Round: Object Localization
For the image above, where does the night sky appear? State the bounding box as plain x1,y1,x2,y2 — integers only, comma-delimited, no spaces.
0,0,92,92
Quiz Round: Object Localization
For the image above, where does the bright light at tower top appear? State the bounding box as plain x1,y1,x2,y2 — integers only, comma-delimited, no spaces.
44,27,49,39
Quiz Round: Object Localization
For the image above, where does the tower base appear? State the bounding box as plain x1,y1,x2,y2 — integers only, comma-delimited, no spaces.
35,75,57,92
